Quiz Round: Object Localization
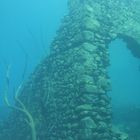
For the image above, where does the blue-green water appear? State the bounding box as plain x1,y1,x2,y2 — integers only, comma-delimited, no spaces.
0,0,140,139
0,0,67,117
109,39,140,107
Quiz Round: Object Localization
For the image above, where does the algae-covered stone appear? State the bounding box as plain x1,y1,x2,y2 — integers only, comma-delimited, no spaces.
98,99,106,106
97,122,108,132
98,76,111,90
112,126,128,140
80,117,97,129
109,31,117,39
81,94,98,104
78,117,97,139
75,48,91,62
79,111,91,118
76,104,93,112
82,42,97,53
99,107,107,114
84,4,94,13
82,30,94,42
82,17,100,31
78,128,93,140
95,114,103,121
67,137,74,140
83,84,98,93
78,74,94,84
95,33,102,39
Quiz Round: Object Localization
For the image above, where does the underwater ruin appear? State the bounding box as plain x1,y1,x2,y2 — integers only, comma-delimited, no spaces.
0,0,140,140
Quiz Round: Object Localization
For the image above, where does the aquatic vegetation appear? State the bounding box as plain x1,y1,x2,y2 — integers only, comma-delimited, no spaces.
4,65,36,140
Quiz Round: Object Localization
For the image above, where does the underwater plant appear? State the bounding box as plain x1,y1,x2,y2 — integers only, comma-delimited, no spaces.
4,64,36,140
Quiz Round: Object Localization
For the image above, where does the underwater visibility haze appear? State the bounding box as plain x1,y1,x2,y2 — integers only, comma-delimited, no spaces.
0,0,140,140
0,0,67,117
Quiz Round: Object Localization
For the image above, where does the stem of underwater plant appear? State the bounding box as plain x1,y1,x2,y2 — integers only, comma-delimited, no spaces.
4,64,37,140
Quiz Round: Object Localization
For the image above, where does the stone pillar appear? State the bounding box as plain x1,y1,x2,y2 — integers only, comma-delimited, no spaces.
43,0,118,139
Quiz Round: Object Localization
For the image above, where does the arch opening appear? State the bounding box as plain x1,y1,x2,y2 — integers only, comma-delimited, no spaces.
108,38,140,139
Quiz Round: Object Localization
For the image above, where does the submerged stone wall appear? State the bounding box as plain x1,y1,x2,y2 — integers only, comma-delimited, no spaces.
1,0,140,140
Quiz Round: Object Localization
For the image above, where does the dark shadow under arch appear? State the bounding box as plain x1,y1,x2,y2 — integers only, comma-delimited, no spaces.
118,34,140,58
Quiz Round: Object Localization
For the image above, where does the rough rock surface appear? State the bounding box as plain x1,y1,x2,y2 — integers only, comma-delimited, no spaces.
0,0,140,140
